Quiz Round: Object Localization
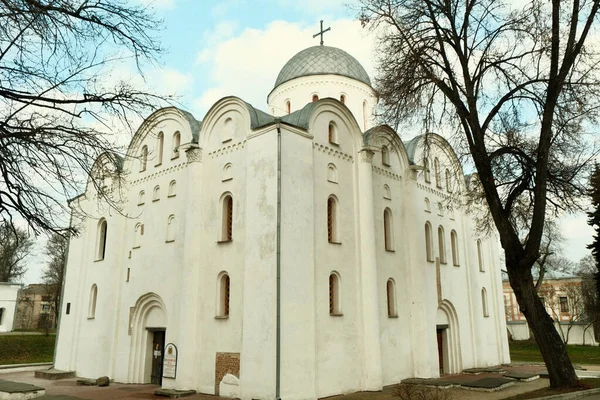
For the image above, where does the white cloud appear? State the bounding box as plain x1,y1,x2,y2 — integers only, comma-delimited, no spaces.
560,213,594,263
191,18,377,116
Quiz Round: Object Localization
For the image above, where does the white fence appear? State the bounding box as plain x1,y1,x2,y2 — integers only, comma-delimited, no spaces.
507,321,598,346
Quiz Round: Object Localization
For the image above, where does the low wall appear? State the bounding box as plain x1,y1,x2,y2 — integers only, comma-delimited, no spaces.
507,321,598,346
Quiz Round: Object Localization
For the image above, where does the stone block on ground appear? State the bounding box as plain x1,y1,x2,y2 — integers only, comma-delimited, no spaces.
503,372,539,382
154,389,196,398
95,377,109,387
460,377,515,392
34,370,75,381
75,380,95,387
400,378,455,389
0,379,46,400
219,374,240,398
463,368,486,374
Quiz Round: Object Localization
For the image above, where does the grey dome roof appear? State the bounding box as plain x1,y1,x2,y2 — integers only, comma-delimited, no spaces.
274,46,371,88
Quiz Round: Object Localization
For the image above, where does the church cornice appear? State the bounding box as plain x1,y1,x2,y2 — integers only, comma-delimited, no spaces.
313,142,353,163
130,162,187,186
373,165,402,181
208,140,246,159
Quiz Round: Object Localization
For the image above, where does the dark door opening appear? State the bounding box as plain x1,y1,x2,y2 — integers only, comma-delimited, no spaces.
436,328,444,374
151,330,165,385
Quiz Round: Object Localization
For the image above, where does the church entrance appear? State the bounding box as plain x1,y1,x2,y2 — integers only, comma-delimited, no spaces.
150,330,165,385
436,328,445,374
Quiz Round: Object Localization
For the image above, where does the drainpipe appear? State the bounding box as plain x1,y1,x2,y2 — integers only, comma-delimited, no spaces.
275,121,282,400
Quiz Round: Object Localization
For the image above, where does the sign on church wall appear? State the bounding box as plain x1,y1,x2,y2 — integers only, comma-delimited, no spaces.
163,343,177,379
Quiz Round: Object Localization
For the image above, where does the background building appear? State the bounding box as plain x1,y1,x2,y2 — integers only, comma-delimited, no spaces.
503,276,597,345
14,284,58,330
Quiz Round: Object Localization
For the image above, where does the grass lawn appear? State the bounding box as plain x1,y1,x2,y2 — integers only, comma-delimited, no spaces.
510,340,600,365
0,334,55,365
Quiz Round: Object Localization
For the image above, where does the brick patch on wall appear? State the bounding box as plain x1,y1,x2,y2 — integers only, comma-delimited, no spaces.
215,352,240,395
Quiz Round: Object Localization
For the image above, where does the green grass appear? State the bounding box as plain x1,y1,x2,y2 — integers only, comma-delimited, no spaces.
0,334,55,365
510,340,600,365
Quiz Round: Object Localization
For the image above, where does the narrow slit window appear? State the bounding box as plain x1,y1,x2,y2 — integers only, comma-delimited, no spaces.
438,226,446,264
88,284,97,319
384,208,394,251
96,219,107,261
424,159,431,183
217,273,230,317
221,195,233,241
451,230,459,266
482,288,489,317
425,222,433,262
382,145,390,166
327,196,339,243
156,132,164,166
312,94,319,102
140,146,148,172
477,239,484,271
387,279,397,317
166,215,175,242
168,180,176,197
328,122,338,144
329,272,341,315
172,132,181,159
340,94,346,104
434,158,441,188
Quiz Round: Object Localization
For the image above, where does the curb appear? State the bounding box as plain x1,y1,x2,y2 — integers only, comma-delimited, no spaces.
0,363,53,374
533,387,600,399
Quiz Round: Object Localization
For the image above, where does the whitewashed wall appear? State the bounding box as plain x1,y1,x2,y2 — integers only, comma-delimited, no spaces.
0,283,20,332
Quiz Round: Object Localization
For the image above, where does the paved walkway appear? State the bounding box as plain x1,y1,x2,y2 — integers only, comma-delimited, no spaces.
1,364,599,400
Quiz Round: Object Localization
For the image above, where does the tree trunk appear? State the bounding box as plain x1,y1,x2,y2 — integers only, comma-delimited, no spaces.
508,263,578,387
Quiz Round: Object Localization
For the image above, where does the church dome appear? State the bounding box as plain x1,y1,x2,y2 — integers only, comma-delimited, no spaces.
274,46,372,88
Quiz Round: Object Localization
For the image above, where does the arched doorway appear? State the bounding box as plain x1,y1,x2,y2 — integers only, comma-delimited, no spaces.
436,300,462,375
128,293,167,384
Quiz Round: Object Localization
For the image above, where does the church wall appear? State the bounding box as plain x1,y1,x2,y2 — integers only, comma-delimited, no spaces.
279,127,317,400
310,110,363,398
238,128,278,400
268,75,377,131
370,144,415,385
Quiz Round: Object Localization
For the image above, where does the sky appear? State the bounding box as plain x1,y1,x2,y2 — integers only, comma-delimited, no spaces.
20,0,596,283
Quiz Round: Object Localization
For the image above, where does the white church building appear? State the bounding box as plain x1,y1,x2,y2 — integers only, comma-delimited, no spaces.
54,44,510,399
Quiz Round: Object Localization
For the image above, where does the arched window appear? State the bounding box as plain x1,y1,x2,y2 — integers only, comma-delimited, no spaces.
381,145,390,166
438,226,446,264
166,215,175,242
384,208,394,251
387,279,397,317
312,94,319,102
451,230,459,266
327,163,338,183
217,273,230,317
424,159,431,183
156,132,164,166
383,184,391,200
329,272,341,315
425,222,434,262
168,180,176,197
153,186,160,201
424,197,431,212
222,117,234,143
172,132,181,159
434,158,441,188
477,239,485,271
340,94,346,104
482,287,489,317
96,219,107,261
133,223,143,248
140,145,148,172
223,163,233,181
327,196,339,243
0,308,5,326
286,100,291,114
138,190,145,206
221,194,233,241
438,202,444,216
328,122,338,144
445,169,451,192
88,284,97,319
363,100,368,131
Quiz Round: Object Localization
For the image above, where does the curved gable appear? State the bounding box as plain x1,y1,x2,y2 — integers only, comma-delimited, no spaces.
363,125,411,170
304,98,365,150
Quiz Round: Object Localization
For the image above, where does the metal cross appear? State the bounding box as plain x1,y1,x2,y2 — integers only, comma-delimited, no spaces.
313,20,331,46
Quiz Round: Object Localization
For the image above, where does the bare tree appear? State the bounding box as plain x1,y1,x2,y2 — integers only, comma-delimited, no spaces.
41,233,68,326
0,223,33,282
358,0,600,388
0,0,167,235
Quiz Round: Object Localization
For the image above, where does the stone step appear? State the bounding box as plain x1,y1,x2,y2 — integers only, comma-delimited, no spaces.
0,379,46,400
154,389,197,398
34,370,75,381
503,372,540,382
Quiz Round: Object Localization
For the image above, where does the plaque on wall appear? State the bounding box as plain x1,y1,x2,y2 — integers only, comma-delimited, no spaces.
163,343,177,379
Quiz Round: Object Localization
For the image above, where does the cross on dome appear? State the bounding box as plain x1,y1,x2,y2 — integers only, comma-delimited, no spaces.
312,20,331,46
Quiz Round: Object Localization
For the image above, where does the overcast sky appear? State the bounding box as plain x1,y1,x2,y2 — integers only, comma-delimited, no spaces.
20,0,595,283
